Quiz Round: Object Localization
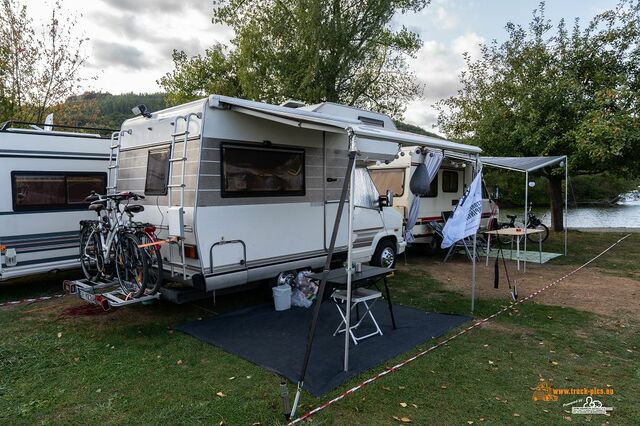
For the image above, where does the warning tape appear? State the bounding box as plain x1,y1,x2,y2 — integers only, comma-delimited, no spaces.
0,293,65,308
289,234,632,424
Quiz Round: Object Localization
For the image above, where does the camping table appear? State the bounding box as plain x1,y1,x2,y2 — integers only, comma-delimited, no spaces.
310,265,397,330
484,228,545,271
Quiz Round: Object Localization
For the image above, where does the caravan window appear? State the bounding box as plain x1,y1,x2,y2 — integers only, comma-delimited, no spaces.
12,172,106,211
354,168,380,209
67,175,107,204
145,147,170,195
421,174,438,198
221,144,305,197
442,170,459,193
369,168,405,197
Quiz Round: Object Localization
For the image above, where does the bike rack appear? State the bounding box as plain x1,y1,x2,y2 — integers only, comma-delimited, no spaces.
63,278,161,310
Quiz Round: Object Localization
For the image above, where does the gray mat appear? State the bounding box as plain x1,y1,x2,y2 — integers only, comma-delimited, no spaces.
176,302,470,396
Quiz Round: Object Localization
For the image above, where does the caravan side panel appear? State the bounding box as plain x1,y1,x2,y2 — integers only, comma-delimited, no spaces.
195,107,345,290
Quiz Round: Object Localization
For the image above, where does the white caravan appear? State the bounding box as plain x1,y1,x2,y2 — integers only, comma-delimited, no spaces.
369,145,493,251
0,122,111,280
113,95,481,293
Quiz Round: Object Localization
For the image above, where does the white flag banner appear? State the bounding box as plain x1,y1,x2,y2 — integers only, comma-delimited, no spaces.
441,170,483,249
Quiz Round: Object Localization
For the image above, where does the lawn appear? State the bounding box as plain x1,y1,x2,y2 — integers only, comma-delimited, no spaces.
1,231,638,425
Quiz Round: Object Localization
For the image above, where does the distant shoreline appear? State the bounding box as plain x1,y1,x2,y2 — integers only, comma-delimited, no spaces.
568,227,640,233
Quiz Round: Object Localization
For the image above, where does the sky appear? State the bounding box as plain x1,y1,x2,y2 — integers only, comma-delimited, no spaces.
28,0,619,132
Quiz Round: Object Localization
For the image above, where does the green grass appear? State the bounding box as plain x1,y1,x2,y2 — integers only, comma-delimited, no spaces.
1,232,639,425
544,230,640,278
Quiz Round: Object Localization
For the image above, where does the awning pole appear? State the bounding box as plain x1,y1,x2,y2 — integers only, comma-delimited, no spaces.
290,142,357,419
344,135,357,372
564,156,568,256
471,154,480,312
524,171,528,272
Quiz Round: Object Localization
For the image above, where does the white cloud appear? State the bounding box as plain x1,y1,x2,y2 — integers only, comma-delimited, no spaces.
25,0,234,94
405,31,485,132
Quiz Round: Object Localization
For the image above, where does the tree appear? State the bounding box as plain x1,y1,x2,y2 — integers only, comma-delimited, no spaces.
0,0,89,122
159,0,428,118
436,1,640,231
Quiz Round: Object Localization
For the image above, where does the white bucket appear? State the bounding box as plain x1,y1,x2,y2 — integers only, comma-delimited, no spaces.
272,285,292,311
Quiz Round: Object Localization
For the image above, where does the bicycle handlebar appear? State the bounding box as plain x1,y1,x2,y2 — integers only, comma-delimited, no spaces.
84,191,145,203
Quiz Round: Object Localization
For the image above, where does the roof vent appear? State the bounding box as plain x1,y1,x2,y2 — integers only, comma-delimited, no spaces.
280,100,306,108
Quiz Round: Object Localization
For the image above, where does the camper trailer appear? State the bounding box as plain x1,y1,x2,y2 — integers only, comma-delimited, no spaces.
113,95,481,293
0,122,111,281
369,145,493,252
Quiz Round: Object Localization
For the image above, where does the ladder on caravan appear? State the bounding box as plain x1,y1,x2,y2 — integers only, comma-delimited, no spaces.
106,130,131,195
166,112,201,279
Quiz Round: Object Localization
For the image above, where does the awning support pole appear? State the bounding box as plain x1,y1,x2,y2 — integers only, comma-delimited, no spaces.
564,156,568,256
344,135,357,372
471,154,480,312
524,171,529,272
290,142,357,419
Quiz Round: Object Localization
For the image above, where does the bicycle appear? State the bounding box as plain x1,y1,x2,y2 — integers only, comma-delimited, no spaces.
79,191,150,298
491,202,550,245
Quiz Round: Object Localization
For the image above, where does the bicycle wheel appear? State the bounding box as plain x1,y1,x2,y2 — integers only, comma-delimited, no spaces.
137,231,163,294
80,224,102,282
115,232,149,298
527,223,549,244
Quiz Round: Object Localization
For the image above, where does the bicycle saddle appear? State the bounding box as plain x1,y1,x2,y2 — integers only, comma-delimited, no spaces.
88,200,107,212
506,214,517,220
123,204,144,214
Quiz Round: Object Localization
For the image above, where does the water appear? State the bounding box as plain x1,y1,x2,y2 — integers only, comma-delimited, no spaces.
500,200,640,229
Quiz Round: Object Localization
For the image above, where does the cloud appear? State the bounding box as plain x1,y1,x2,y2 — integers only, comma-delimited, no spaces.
99,0,207,13
90,40,153,70
404,31,485,131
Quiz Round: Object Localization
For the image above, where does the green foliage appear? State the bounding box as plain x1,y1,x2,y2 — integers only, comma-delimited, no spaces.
394,120,445,139
0,0,90,122
159,46,242,107
437,1,640,178
54,92,166,130
159,0,429,118
436,1,640,230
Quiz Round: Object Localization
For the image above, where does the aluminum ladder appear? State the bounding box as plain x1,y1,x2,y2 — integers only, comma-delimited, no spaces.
166,112,201,279
106,129,131,195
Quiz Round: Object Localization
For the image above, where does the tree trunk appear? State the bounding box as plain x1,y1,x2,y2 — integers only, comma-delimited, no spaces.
547,175,564,231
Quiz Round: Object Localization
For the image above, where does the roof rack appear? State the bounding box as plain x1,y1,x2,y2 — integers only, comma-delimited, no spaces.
0,120,118,138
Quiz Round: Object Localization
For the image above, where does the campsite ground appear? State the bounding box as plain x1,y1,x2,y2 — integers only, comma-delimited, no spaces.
1,231,638,425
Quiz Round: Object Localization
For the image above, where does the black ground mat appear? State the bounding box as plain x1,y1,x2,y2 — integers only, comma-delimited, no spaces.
176,302,470,396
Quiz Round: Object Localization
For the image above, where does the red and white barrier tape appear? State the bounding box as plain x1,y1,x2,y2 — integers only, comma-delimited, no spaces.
0,293,65,308
289,234,632,424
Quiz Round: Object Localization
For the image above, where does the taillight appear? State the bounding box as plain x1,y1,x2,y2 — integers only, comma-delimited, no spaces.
184,244,198,259
144,225,156,233
95,295,110,311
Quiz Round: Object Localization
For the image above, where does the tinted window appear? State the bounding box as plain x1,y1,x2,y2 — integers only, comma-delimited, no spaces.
67,175,106,204
145,147,170,195
221,144,305,197
442,170,459,193
14,174,66,207
369,168,405,197
12,172,106,211
421,174,439,198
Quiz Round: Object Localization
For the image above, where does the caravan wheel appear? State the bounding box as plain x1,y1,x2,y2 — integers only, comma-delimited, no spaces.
371,240,396,269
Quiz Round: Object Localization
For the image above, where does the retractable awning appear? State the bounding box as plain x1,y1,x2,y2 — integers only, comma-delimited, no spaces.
481,155,569,271
209,94,482,156
480,156,566,173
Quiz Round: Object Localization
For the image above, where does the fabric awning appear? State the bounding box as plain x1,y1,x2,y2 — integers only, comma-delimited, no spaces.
480,156,566,173
209,95,482,156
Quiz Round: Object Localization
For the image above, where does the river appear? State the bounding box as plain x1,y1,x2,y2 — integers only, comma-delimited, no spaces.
500,200,640,229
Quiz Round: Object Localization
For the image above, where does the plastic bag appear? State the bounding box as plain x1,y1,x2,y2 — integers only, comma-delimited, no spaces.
409,163,429,195
291,289,313,308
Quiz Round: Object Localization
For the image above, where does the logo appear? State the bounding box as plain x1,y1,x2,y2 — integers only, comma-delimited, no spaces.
571,396,614,415
532,380,558,402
